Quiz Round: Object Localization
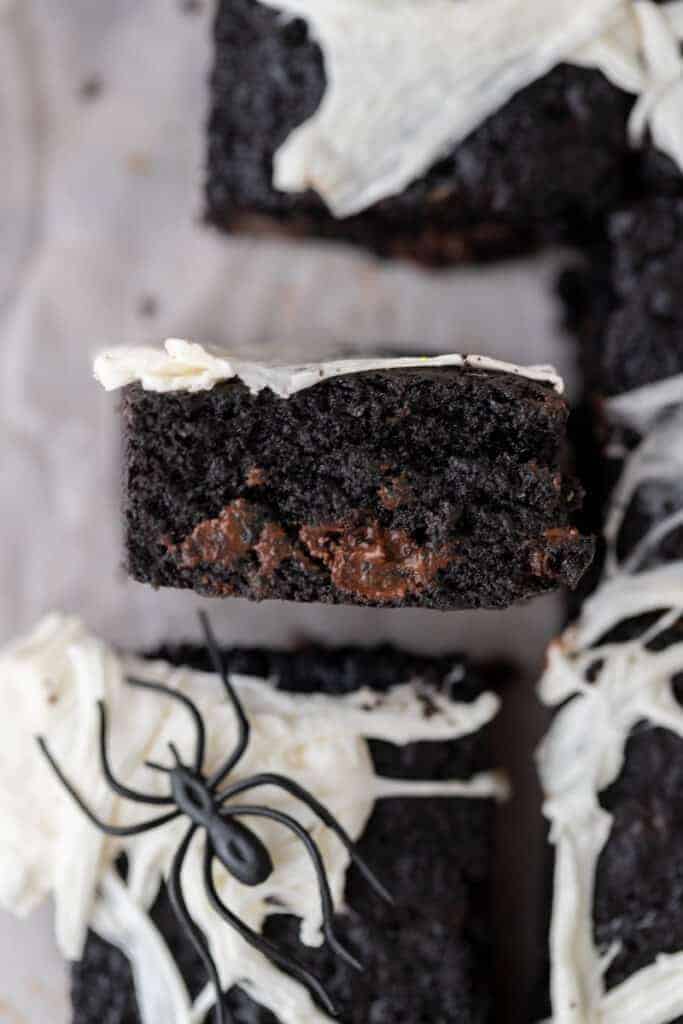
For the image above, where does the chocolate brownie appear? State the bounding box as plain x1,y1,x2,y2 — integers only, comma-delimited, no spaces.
560,198,683,595
562,198,683,399
117,361,593,608
539,582,683,1022
540,218,683,1011
594,648,683,1004
206,0,634,265
72,643,496,1024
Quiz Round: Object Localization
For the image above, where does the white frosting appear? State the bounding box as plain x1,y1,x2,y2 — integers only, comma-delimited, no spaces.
605,372,683,433
261,0,683,217
93,337,565,396
603,403,683,577
538,566,683,1024
602,374,683,577
0,614,506,1024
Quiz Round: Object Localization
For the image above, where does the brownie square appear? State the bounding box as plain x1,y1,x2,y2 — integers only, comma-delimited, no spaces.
206,0,633,265
119,364,593,609
541,601,683,1023
71,643,497,1024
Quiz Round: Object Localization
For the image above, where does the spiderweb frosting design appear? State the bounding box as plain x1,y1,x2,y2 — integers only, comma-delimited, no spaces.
538,377,683,1023
263,0,683,216
0,615,506,1024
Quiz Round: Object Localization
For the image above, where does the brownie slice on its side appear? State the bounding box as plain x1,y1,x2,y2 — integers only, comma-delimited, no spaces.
206,0,633,265
72,644,497,1024
120,364,593,609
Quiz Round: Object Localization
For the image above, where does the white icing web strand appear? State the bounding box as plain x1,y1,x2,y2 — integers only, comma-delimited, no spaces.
601,954,683,1023
619,507,683,576
92,871,193,1024
628,1,683,166
190,986,215,1024
605,373,683,433
602,405,683,577
0,616,503,1024
373,771,510,802
538,568,683,1023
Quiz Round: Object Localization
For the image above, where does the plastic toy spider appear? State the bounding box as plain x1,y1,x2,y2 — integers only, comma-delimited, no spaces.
37,611,392,1024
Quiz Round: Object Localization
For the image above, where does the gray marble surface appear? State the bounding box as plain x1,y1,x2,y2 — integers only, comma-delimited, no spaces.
0,1,581,1021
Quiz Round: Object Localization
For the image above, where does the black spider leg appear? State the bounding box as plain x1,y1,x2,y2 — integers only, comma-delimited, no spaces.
97,700,174,806
219,774,393,905
198,611,250,789
169,825,233,1024
126,676,206,773
225,805,363,974
36,738,180,836
203,841,340,1019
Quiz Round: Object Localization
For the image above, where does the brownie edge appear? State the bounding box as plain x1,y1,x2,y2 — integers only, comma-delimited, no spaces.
207,0,633,264
121,367,594,609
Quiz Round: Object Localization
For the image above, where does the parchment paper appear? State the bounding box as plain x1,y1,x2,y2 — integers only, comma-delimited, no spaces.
0,2,580,1020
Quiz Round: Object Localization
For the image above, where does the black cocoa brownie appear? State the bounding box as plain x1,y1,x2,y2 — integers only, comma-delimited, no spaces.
560,197,683,597
594,652,683,1002
539,605,683,1023
563,198,683,399
206,0,634,265
121,367,594,608
72,643,496,1024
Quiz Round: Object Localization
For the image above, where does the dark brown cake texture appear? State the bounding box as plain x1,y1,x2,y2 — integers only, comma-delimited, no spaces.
72,643,497,1024
206,0,637,266
541,196,683,1017
539,574,683,1022
117,362,594,609
561,197,683,599
563,197,683,400
594,654,683,1000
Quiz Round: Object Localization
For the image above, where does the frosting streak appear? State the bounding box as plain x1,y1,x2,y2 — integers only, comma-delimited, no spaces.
262,0,683,217
93,338,565,396
0,614,505,1024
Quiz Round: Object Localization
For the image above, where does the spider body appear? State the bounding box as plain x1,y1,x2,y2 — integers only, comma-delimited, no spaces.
168,762,274,888
37,612,392,1024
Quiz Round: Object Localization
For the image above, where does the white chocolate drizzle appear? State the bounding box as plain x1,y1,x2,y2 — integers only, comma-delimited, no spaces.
606,372,683,433
93,338,564,396
0,614,506,1024
603,374,683,577
261,0,683,217
538,565,683,1024
539,370,683,1022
